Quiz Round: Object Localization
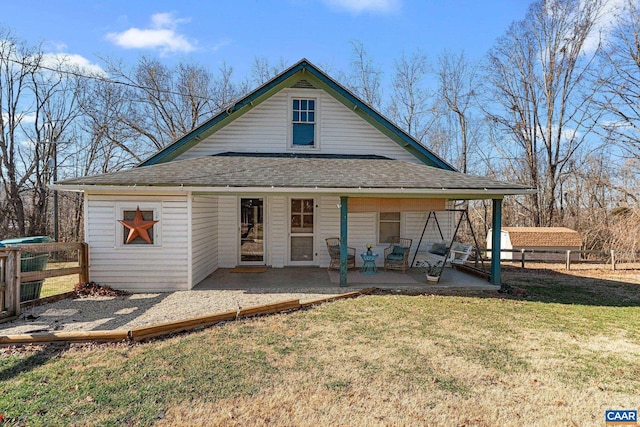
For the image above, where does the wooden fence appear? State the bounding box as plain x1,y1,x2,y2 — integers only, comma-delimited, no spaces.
0,242,88,322
492,248,635,271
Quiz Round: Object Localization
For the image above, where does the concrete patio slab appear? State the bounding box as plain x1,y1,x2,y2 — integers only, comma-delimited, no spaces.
194,266,498,292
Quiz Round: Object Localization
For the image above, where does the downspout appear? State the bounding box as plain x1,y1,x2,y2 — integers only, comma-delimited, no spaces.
491,199,502,286
340,196,348,287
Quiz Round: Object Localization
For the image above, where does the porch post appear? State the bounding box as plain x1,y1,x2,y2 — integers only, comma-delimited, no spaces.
340,196,348,287
491,198,502,286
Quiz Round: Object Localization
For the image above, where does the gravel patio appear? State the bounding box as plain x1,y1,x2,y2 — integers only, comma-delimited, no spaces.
0,266,495,336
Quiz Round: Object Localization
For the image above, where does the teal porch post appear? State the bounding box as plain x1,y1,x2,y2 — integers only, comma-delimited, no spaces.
491,198,502,286
340,196,348,287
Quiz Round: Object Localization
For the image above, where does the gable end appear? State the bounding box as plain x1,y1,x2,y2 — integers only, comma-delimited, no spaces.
139,59,454,171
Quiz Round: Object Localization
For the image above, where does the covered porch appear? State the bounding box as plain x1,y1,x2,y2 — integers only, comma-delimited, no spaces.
194,265,497,292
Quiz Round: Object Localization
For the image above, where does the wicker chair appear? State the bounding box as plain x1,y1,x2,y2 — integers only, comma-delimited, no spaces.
325,238,356,270
384,237,413,273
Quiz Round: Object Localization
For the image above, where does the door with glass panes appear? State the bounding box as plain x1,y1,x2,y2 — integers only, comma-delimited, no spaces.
240,198,264,264
289,198,314,264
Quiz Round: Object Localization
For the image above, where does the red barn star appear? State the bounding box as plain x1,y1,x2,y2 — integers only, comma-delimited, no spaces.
118,207,158,244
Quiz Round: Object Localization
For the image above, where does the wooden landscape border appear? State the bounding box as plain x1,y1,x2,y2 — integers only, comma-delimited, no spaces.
0,288,375,345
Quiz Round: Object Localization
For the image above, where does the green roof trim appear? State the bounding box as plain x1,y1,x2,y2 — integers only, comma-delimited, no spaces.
139,59,454,171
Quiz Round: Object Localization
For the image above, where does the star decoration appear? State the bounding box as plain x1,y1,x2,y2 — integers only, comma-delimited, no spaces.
118,207,158,244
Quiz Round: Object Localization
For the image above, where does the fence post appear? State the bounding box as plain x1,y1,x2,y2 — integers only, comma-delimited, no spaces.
79,243,89,284
5,249,21,317
566,250,571,270
611,250,616,271
521,249,525,270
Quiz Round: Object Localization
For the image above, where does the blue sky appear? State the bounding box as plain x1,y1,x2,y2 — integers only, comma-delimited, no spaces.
2,0,533,80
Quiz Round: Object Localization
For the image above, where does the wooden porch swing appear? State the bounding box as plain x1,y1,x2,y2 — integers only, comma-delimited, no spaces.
411,209,486,283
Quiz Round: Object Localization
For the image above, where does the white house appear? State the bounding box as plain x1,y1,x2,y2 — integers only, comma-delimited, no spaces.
56,59,532,291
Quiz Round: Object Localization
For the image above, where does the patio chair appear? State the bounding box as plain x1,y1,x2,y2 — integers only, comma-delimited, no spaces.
325,237,356,270
384,237,412,273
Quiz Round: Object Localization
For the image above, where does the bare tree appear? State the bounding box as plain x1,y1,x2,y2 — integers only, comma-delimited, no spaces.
0,30,44,236
347,41,383,110
387,50,436,143
597,0,640,169
106,57,222,153
485,0,605,226
250,56,288,85
436,51,481,174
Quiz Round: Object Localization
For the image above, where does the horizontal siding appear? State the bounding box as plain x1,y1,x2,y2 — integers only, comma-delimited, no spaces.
318,92,417,162
315,199,456,268
217,195,238,267
191,195,218,286
269,196,286,267
317,196,340,268
176,89,421,163
347,213,377,267
86,195,189,292
177,93,288,159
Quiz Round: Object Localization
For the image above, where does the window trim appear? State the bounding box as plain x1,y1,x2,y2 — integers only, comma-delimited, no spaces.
115,202,162,248
377,212,401,245
288,91,319,150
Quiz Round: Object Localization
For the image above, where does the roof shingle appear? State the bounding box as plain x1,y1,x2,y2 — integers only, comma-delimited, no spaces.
503,227,582,247
58,155,531,194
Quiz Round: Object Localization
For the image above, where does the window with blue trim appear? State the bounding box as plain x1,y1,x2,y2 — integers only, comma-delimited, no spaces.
292,98,315,147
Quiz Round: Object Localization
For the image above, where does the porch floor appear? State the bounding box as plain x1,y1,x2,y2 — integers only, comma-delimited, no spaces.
193,265,497,292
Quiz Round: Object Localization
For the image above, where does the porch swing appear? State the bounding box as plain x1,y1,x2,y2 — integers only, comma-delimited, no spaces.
410,209,485,283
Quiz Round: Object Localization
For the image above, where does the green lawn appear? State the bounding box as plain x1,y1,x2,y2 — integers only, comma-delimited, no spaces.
1,269,639,426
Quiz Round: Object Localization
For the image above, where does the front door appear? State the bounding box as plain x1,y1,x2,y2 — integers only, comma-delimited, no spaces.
240,198,264,264
290,198,314,264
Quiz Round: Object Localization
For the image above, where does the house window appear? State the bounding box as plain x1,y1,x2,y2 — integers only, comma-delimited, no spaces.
292,98,315,147
378,212,400,244
116,203,162,247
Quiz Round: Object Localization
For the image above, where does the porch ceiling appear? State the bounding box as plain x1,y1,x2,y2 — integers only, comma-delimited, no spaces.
56,154,533,197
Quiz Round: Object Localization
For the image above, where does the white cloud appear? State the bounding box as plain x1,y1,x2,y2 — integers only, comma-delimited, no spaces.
582,0,627,53
105,12,196,55
321,0,401,14
211,38,232,53
41,53,106,76
1,112,36,125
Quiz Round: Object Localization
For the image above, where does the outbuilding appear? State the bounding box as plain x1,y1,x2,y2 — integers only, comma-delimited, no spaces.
487,227,582,261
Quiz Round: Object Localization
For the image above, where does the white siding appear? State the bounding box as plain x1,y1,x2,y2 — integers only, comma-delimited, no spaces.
405,211,454,252
176,89,419,162
268,196,286,267
191,195,218,287
405,210,454,267
217,195,238,267
347,213,377,267
315,197,456,268
86,194,189,292
317,196,341,268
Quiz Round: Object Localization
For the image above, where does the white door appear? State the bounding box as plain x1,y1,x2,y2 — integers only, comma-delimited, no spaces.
289,198,314,264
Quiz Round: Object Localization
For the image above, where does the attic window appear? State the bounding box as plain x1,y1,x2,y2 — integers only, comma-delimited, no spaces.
292,98,316,147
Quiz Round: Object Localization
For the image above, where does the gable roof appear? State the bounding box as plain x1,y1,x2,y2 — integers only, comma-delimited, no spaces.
139,58,455,171
503,227,582,247
58,153,532,197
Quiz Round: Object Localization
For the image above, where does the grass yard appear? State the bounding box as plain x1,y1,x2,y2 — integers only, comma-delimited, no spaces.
1,269,640,426
40,262,79,298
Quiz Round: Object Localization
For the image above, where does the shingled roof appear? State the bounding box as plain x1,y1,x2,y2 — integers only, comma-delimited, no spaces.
58,154,532,196
503,227,582,248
